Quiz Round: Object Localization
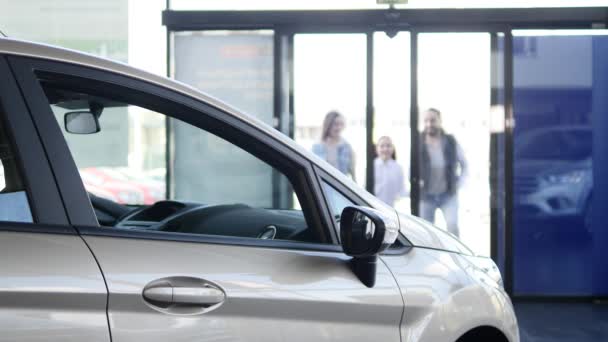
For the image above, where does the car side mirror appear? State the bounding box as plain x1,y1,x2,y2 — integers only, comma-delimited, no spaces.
340,206,399,287
64,111,100,134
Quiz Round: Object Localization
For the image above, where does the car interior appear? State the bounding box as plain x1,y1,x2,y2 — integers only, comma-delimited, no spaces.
41,82,319,243
0,114,24,194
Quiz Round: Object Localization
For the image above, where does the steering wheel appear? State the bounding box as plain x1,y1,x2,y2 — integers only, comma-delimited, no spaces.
257,225,277,240
112,200,296,241
156,203,252,235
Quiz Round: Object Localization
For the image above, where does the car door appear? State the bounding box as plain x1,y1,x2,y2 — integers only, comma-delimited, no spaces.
10,55,404,342
0,56,109,342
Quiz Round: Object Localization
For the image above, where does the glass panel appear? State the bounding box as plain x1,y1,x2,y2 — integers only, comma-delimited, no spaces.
373,31,411,213
47,95,166,205
42,84,321,243
172,30,277,207
322,182,355,224
173,30,274,125
172,120,281,208
512,30,608,296
0,0,128,61
294,34,366,186
417,32,492,257
0,0,166,75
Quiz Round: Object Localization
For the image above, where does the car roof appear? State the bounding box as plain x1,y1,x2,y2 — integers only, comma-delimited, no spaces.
0,37,388,210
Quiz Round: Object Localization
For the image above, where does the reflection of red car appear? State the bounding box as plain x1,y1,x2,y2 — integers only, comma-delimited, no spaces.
85,183,119,203
80,168,145,204
108,168,165,204
80,167,164,205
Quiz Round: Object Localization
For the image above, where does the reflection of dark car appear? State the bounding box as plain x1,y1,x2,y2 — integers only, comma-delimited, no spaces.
514,126,592,231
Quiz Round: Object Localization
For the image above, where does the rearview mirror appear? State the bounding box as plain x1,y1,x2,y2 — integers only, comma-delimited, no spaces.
64,111,100,134
340,206,399,287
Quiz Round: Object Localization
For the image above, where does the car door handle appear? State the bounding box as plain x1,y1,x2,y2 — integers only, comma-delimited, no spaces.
144,285,225,306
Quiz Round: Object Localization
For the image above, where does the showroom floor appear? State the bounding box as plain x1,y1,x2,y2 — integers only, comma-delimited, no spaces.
515,301,608,341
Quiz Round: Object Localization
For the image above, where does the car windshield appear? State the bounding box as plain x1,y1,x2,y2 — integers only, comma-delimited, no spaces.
516,129,591,161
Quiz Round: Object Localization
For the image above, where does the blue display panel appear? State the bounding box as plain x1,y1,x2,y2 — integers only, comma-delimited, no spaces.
512,33,608,296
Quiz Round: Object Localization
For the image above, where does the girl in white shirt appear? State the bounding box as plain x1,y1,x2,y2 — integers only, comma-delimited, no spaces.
374,136,406,206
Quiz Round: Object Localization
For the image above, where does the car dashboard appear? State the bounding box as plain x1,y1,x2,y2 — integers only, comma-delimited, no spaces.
90,195,314,242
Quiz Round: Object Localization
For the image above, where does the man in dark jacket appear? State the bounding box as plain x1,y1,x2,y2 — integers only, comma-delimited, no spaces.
419,108,468,237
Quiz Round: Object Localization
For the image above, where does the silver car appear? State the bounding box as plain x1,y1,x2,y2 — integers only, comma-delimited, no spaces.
514,126,592,232
0,37,518,342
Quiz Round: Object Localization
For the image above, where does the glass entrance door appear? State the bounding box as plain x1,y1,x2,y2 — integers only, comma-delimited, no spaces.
373,31,412,215
293,33,367,186
415,32,505,258
291,30,504,258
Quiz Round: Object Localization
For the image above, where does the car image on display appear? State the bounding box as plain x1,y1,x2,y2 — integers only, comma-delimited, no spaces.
514,126,592,233
0,37,518,342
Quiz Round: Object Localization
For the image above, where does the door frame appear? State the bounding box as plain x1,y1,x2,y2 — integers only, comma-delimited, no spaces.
9,55,343,249
0,55,70,229
162,6,608,297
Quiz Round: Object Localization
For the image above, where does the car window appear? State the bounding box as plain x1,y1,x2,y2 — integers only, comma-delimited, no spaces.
0,108,33,223
40,83,323,244
321,180,407,249
322,181,354,224
516,128,591,161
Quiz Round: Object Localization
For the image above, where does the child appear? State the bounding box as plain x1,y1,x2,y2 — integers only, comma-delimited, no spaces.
374,136,405,206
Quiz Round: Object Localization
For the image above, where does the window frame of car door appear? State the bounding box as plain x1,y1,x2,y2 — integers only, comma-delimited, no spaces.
8,55,342,251
0,55,72,233
312,165,412,255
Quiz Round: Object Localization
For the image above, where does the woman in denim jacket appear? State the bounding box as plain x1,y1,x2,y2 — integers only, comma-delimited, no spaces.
312,111,356,181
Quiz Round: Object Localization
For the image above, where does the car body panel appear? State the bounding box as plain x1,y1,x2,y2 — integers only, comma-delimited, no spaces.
397,212,474,255
0,230,109,342
382,248,518,342
83,235,403,342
